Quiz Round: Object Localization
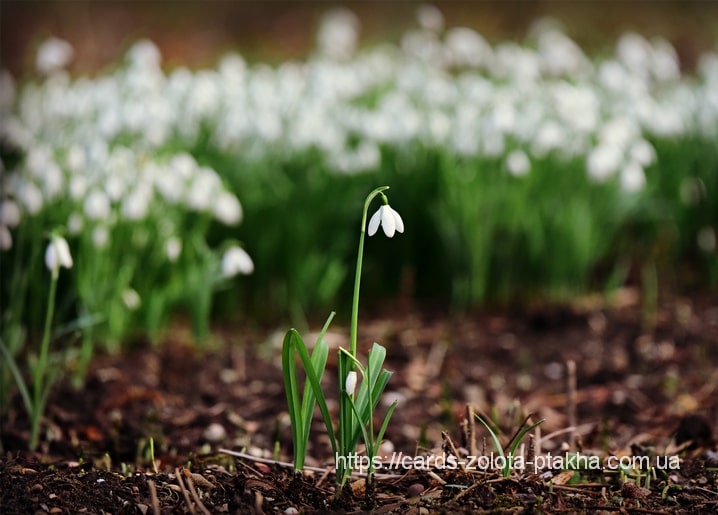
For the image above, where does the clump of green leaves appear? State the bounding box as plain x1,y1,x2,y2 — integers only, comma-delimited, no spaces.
282,186,401,491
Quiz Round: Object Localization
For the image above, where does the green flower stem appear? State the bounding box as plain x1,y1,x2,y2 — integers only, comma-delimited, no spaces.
350,186,389,359
30,266,59,450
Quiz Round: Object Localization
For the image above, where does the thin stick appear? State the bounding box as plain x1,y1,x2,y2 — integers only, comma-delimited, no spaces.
174,467,196,515
147,479,160,515
465,404,477,457
566,360,577,450
184,471,211,515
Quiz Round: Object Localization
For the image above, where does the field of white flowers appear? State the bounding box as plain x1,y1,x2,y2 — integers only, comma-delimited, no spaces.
1,9,717,367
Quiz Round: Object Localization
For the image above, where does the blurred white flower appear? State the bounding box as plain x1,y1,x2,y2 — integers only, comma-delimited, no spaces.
213,191,243,225
45,234,73,272
345,370,358,396
221,245,254,277
368,204,404,238
84,190,112,220
629,139,656,167
92,226,109,249
17,180,43,215
122,187,151,221
586,144,622,182
165,237,182,262
67,212,84,235
697,227,716,253
127,39,162,69
317,7,361,60
416,4,444,32
0,225,12,251
122,288,141,310
36,37,74,75
0,199,20,227
506,149,531,177
619,161,646,193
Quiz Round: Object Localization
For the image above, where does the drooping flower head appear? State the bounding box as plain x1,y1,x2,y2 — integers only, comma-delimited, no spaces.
367,198,404,238
45,234,73,275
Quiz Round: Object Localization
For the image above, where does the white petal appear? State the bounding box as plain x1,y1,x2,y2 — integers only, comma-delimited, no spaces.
381,205,396,237
345,371,357,396
367,208,381,236
390,207,404,234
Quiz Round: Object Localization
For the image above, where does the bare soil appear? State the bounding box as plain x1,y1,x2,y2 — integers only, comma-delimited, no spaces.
2,291,718,513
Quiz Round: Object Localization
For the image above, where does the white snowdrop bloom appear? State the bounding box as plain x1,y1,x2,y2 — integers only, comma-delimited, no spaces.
36,37,74,75
84,190,112,221
105,174,126,202
600,117,639,150
127,39,162,69
552,82,599,134
629,139,656,167
506,149,531,177
165,237,182,262
532,120,564,156
345,371,358,396
17,180,43,215
121,187,151,221
586,143,623,182
69,175,88,200
650,37,680,82
617,32,652,75
186,168,221,211
122,288,141,310
445,27,492,68
45,234,73,272
92,226,109,249
41,160,64,199
0,225,11,251
317,7,361,60
0,199,20,227
598,60,629,91
534,22,589,76
213,191,243,225
619,161,646,193
221,245,254,277
417,4,444,32
66,144,86,173
67,212,84,235
697,227,716,253
368,204,404,238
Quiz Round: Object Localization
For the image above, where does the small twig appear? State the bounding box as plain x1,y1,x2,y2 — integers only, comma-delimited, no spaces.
465,404,477,457
147,479,160,515
184,470,211,515
566,360,577,450
441,432,462,464
174,467,196,515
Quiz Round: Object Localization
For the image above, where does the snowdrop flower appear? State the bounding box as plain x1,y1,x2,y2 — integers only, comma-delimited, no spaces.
317,7,361,60
92,226,109,249
122,288,141,310
697,227,716,253
165,237,182,262
0,199,20,227
345,371,358,396
45,234,73,273
36,37,74,75
619,161,646,193
506,149,531,177
213,191,243,225
221,245,254,277
368,204,404,238
0,225,12,251
84,190,112,221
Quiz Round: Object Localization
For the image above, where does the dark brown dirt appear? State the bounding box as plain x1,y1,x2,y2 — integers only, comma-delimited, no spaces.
2,290,718,513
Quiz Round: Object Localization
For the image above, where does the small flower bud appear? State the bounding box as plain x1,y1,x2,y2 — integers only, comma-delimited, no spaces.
345,371,358,397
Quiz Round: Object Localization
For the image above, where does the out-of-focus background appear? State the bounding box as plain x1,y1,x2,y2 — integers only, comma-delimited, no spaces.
3,2,718,75
1,1,718,352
